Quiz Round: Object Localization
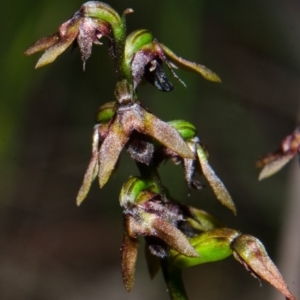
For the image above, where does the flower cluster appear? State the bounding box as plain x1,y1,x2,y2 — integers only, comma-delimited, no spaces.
24,2,295,300
119,176,294,300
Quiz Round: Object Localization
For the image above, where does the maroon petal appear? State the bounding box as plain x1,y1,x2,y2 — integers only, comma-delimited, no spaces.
143,111,194,159
98,120,129,188
121,230,139,291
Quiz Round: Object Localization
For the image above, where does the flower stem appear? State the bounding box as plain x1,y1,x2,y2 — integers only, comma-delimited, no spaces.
113,15,134,85
161,259,189,300
135,161,164,195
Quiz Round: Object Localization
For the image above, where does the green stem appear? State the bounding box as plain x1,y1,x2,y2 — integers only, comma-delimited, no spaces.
113,14,133,85
113,19,130,81
161,259,189,300
136,161,164,195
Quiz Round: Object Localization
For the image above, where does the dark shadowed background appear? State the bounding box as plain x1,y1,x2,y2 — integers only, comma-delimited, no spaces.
1,0,300,299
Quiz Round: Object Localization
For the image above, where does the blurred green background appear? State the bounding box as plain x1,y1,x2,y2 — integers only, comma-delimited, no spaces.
1,0,300,299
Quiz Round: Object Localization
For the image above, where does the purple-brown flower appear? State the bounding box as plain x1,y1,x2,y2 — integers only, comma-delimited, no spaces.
124,29,221,91
23,1,125,69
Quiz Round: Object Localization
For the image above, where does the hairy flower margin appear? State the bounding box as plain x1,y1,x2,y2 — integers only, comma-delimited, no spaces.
24,2,296,300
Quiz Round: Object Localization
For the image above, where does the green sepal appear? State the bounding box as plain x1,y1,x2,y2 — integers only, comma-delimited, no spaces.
125,29,154,65
168,120,197,141
94,101,116,123
186,207,224,232
119,176,160,208
80,1,122,24
169,228,240,268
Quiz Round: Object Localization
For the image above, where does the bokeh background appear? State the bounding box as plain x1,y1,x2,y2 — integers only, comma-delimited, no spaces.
1,0,300,299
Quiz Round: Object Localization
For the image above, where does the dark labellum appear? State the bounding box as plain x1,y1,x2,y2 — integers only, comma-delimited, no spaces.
126,132,154,165
144,59,173,92
145,236,168,258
